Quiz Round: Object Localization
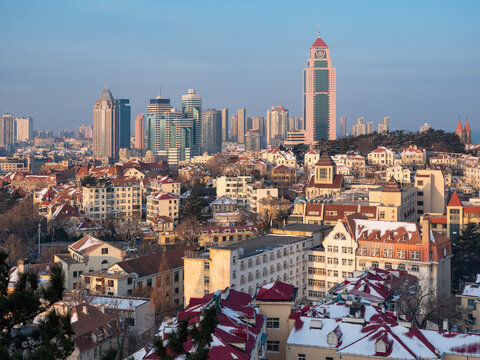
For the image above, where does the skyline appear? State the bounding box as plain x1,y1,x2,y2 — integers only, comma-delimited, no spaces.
1,1,479,133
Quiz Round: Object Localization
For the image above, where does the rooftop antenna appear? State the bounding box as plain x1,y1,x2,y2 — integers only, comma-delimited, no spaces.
318,26,321,37
157,85,162,99
104,81,109,90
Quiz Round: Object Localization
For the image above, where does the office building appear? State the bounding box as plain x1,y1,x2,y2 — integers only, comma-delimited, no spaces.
15,116,33,142
339,116,346,136
252,116,265,136
378,116,389,134
146,88,173,153
304,31,336,143
93,86,119,161
221,108,228,143
237,108,246,144
181,89,202,153
117,98,131,149
201,109,222,154
230,115,238,141
266,106,289,145
0,113,15,148
78,124,93,138
134,113,145,149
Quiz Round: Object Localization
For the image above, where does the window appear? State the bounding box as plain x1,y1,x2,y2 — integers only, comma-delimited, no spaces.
298,355,306,360
397,250,406,259
127,277,133,285
101,260,109,269
266,317,280,329
385,262,392,269
232,256,236,264
411,265,419,272
417,180,424,186
73,271,78,278
174,271,179,282
410,251,420,260
397,264,406,270
204,262,210,270
372,261,379,268
107,280,114,287
334,233,346,240
204,276,210,284
147,279,152,287
232,270,236,280
101,248,108,254
266,341,280,352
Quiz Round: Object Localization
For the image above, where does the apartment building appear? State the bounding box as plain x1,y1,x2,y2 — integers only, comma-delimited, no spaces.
384,165,411,184
146,175,181,196
415,169,445,219
345,155,366,177
216,175,252,207
447,191,480,239
245,182,279,212
367,146,395,167
456,275,480,331
146,192,179,224
306,153,344,198
81,177,141,223
183,231,324,304
54,236,126,290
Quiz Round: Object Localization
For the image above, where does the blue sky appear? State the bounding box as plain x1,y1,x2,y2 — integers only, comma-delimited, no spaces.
1,0,479,134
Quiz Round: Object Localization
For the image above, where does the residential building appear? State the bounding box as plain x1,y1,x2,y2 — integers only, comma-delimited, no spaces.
252,116,265,136
230,115,238,141
146,176,180,196
272,165,297,197
134,113,145,149
117,98,131,149
81,177,142,223
237,108,246,144
252,282,297,360
0,157,30,172
181,89,202,154
258,196,290,219
305,150,320,169
245,129,262,150
146,192,179,224
140,288,267,360
304,31,336,143
284,130,307,146
345,155,366,177
306,153,344,198
0,113,15,148
194,225,257,246
367,146,395,167
164,109,194,165
201,109,222,154
414,169,445,219
266,106,289,145
221,108,228,143
420,122,432,133
54,235,126,290
67,303,120,360
351,117,372,137
246,182,279,212
384,165,411,184
78,124,93,138
183,233,321,304
339,116,346,136
456,274,480,331
447,191,480,239
377,116,389,134
216,175,252,207
93,86,119,161
15,116,33,141
401,145,426,166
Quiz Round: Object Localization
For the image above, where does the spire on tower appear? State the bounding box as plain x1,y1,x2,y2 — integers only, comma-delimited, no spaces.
318,26,321,37
156,85,162,99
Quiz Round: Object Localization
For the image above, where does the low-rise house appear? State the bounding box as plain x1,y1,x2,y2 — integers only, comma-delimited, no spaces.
146,176,181,196
306,153,344,199
367,146,395,167
401,145,426,166
146,192,179,224
456,274,480,331
54,236,126,290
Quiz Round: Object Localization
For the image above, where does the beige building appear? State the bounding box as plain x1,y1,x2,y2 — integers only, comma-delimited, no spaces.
456,275,480,331
15,116,33,141
401,145,426,166
415,169,445,220
81,177,141,223
246,182,279,212
345,155,366,177
384,165,411,184
93,87,119,161
216,175,252,207
146,192,179,223
306,153,344,199
54,236,126,290
367,146,395,167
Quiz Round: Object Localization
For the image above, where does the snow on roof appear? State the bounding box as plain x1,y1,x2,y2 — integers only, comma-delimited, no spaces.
462,283,480,298
354,219,418,240
212,195,237,206
89,296,148,310
70,235,104,254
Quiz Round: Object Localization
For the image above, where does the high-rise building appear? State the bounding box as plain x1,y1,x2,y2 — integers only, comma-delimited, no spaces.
221,108,228,143
230,115,238,141
78,124,93,138
245,129,261,151
303,31,336,143
93,87,119,161
420,123,432,133
201,109,222,154
288,117,296,132
339,116,346,136
366,120,373,134
0,113,15,148
252,117,265,137
266,106,289,145
15,117,33,142
351,117,373,137
378,116,389,134
181,89,202,153
117,99,131,149
237,108,246,144
134,113,145,149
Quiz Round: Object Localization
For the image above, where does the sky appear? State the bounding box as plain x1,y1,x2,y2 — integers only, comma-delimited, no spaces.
1,0,479,134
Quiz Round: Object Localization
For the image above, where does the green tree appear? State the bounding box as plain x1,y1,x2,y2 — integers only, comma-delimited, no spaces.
0,251,75,359
451,223,480,289
180,182,207,223
153,304,219,360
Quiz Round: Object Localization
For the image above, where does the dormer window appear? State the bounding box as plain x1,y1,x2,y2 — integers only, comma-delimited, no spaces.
375,339,389,354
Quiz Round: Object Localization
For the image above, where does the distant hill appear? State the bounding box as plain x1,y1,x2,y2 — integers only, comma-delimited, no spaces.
316,129,466,156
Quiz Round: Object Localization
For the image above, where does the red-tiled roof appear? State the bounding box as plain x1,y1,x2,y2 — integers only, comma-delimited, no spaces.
308,174,343,189
311,36,328,48
465,119,471,132
382,178,401,193
256,281,296,301
448,191,463,207
456,119,463,133
315,152,336,167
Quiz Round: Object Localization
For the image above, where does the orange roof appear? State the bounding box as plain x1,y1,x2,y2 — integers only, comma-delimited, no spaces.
311,36,328,48
456,119,463,133
447,191,463,207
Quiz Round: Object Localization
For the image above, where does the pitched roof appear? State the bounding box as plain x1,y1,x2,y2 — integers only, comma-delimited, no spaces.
69,235,106,254
315,152,336,167
465,119,471,132
311,36,328,48
308,174,343,189
448,191,463,207
456,119,463,133
255,281,296,301
382,177,402,193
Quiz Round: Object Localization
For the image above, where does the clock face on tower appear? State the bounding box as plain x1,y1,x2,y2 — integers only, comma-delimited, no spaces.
315,50,326,59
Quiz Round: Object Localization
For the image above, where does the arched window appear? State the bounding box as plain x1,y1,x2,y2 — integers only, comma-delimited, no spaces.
397,263,406,270
334,233,346,241
384,262,392,269
372,261,379,268
101,260,108,270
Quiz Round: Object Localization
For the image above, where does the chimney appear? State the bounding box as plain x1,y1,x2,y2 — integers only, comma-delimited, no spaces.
422,219,431,244
100,304,105,314
443,319,449,331
82,303,88,315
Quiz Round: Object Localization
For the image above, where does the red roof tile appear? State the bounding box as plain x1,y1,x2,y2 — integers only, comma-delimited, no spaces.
447,191,463,207
311,36,328,48
256,281,296,301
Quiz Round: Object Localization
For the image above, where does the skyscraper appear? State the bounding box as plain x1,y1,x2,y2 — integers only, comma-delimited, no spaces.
134,113,145,149
118,99,131,149
0,113,15,147
304,30,336,143
201,109,222,154
230,115,238,141
78,124,93,138
378,116,389,134
181,89,202,154
93,87,119,161
221,108,228,143
252,117,265,137
339,116,346,136
15,117,33,142
266,106,289,145
245,129,261,151
237,108,246,144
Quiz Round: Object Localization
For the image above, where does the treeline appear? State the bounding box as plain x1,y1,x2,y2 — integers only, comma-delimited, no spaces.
316,129,466,155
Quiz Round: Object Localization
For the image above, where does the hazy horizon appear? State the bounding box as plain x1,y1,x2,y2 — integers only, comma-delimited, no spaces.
1,1,479,133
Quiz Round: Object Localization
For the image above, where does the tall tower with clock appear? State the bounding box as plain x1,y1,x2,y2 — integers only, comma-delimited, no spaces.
303,30,336,143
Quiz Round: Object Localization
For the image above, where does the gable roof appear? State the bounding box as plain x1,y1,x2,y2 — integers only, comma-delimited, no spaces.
69,235,106,255
447,191,463,207
255,281,296,301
